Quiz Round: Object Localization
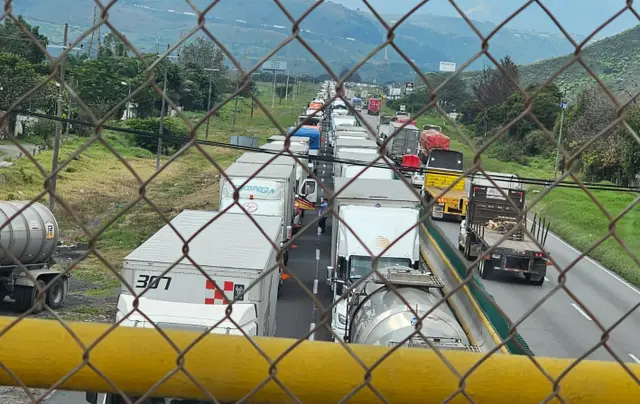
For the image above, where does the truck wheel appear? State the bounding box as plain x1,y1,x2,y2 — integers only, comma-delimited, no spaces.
46,277,67,309
15,280,45,313
530,276,545,286
479,260,493,280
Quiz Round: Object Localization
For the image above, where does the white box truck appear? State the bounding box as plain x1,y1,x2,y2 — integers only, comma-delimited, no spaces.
267,135,310,145
219,162,295,267
334,151,394,180
260,143,319,208
120,210,282,337
328,178,421,341
334,138,378,156
236,152,306,192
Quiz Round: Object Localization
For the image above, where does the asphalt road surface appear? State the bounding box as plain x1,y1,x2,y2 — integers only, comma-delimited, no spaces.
361,113,640,364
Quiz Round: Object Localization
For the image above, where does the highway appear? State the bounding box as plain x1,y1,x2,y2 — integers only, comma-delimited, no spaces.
38,104,640,404
43,118,337,404
360,112,640,364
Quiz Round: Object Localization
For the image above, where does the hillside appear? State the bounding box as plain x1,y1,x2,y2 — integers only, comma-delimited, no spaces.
18,0,580,81
517,24,640,96
339,0,638,38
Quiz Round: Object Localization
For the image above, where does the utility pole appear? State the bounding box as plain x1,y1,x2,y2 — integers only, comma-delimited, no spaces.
49,23,69,211
203,67,219,140
87,6,99,59
232,78,239,129
554,96,568,180
271,70,277,109
65,77,74,135
156,43,169,171
285,71,290,100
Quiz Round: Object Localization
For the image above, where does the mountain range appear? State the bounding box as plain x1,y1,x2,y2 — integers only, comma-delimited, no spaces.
337,0,639,39
14,0,598,83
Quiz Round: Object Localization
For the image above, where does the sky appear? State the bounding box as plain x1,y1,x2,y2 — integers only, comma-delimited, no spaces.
334,0,640,38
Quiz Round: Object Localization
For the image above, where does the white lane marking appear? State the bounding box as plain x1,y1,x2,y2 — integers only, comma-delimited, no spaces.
529,219,640,296
312,278,318,295
628,353,640,364
309,322,316,341
570,303,593,321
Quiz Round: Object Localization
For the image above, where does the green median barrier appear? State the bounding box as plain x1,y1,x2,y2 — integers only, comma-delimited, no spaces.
423,219,534,356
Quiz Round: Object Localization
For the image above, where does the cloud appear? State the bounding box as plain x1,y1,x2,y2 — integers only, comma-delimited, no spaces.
464,2,486,17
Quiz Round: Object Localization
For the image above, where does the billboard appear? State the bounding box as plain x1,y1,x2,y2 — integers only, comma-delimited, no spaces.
262,61,288,71
439,61,456,72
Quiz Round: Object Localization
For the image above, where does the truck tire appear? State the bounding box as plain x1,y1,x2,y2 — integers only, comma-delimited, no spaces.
46,277,67,309
479,260,493,280
15,279,46,313
531,277,545,286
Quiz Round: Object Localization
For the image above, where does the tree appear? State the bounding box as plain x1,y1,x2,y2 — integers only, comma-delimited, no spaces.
472,56,519,107
275,85,293,104
98,33,128,59
179,37,224,71
125,117,187,154
423,73,468,112
0,51,39,133
0,17,49,64
339,68,361,83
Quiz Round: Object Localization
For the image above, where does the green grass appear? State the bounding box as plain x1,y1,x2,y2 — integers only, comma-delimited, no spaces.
182,82,318,145
415,113,640,286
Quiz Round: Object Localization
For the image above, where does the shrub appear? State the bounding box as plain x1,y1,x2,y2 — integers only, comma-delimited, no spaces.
125,117,188,154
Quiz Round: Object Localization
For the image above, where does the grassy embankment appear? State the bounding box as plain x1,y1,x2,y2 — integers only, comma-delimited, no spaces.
416,113,639,286
0,82,316,320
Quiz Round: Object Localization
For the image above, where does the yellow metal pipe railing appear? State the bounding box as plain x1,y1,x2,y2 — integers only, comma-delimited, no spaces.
0,318,637,403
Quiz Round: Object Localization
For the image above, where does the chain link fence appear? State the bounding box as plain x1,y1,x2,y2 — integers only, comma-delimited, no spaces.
0,0,638,402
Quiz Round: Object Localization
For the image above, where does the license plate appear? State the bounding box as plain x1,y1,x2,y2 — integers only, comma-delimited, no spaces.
432,211,443,218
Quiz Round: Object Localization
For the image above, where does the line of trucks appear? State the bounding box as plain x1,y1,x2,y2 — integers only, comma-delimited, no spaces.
0,81,550,403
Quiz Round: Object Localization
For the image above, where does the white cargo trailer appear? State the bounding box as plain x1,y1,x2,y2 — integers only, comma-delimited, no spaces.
267,135,310,145
334,138,378,156
260,143,319,208
334,151,394,180
120,210,282,337
219,162,295,266
235,152,306,191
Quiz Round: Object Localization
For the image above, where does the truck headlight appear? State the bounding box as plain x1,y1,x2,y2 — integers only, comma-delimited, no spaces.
338,314,346,325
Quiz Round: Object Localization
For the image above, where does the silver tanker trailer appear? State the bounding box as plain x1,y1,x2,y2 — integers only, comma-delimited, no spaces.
334,266,480,351
0,201,68,312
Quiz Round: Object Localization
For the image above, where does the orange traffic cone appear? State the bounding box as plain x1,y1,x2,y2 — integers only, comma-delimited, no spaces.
281,273,292,280
291,243,298,248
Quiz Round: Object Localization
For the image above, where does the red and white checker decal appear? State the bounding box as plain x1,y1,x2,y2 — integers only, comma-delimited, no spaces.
204,280,234,305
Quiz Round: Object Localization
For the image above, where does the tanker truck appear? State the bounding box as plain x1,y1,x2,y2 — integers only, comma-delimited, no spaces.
0,201,68,312
331,266,479,351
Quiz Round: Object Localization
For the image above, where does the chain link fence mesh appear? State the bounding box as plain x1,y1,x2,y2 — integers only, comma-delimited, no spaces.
0,0,638,402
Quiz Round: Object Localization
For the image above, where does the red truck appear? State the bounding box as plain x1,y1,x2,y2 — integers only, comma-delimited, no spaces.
367,98,381,115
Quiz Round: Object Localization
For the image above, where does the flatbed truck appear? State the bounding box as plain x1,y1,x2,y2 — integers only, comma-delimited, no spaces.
458,177,551,286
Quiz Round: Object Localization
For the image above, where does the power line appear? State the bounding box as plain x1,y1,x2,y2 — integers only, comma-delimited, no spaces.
4,106,639,193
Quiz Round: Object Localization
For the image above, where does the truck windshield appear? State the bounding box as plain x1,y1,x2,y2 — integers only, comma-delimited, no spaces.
348,256,412,280
427,150,463,171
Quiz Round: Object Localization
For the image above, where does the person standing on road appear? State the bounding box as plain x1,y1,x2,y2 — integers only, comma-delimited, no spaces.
318,198,329,234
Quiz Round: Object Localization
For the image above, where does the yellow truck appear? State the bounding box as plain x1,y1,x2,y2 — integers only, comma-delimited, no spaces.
421,149,468,220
